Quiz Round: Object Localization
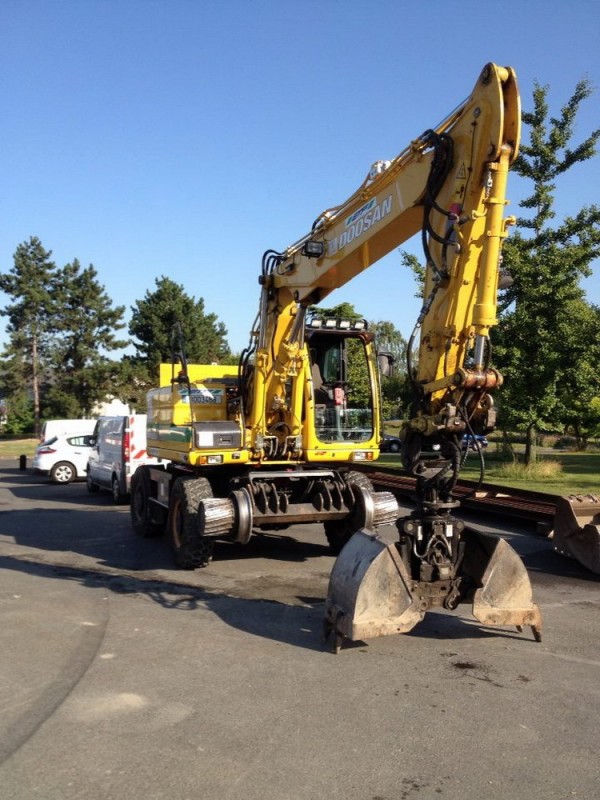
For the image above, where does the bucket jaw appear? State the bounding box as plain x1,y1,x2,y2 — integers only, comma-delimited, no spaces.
552,495,600,575
323,530,424,652
324,522,542,652
461,528,542,640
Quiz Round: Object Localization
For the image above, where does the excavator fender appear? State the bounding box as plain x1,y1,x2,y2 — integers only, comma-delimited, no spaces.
552,495,600,575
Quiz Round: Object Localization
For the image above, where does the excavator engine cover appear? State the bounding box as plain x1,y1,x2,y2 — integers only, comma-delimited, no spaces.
324,525,542,651
552,495,600,575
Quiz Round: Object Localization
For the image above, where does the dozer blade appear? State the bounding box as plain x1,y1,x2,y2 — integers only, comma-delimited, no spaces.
324,529,424,651
552,495,600,575
461,528,542,641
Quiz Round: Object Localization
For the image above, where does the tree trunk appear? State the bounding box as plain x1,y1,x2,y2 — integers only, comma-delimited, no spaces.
524,423,537,465
501,430,516,462
32,332,40,437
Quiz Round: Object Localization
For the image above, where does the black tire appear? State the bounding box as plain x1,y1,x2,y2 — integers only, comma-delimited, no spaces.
111,475,127,505
50,461,76,484
342,470,374,493
130,467,164,538
86,472,99,493
167,477,215,569
324,471,375,555
388,440,400,453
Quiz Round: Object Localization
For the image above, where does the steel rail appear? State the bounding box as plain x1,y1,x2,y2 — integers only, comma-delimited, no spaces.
356,466,557,529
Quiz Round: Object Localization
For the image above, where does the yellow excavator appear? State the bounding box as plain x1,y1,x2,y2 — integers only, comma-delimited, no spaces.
135,63,544,646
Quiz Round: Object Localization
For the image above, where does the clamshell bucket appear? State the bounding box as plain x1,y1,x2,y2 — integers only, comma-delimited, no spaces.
552,495,600,575
324,526,542,651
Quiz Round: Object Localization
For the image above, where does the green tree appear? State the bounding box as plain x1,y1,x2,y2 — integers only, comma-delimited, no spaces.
43,259,129,416
0,237,58,434
492,78,600,463
129,277,231,374
94,357,155,415
308,301,363,322
369,320,412,419
554,300,600,449
46,259,129,416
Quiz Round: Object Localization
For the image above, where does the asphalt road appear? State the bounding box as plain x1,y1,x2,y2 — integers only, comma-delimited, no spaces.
1,460,599,800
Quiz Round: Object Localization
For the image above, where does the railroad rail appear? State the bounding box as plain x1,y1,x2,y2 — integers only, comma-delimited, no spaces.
357,465,557,530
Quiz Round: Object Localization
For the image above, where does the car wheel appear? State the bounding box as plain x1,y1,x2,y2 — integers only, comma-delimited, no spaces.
50,461,76,484
130,467,164,538
111,475,127,505
389,440,400,453
86,472,99,493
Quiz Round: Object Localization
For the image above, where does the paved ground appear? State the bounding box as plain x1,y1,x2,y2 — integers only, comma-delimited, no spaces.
0,460,598,800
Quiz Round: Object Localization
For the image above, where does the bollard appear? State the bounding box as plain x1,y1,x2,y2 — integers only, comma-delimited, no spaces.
19,454,27,471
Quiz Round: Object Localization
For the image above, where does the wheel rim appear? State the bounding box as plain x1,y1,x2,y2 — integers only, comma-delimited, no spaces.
112,479,120,501
55,465,73,483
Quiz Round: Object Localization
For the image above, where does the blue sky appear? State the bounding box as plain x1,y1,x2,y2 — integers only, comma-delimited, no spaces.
1,0,599,356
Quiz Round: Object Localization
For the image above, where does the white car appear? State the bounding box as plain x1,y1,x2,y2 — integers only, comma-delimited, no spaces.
33,433,95,484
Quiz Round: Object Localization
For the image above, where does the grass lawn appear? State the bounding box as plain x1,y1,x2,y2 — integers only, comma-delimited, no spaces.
379,449,600,497
1,437,598,498
0,438,38,460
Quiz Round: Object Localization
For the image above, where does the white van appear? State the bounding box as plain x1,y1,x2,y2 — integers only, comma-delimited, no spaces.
39,419,96,443
86,414,165,503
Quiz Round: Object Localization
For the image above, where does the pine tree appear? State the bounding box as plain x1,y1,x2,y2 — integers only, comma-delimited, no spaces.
129,277,230,373
45,259,129,416
0,237,58,434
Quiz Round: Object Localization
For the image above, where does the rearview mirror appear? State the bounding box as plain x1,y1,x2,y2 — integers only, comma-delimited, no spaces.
377,352,395,378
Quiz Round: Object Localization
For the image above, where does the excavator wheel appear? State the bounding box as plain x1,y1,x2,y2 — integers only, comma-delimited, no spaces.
323,471,374,555
167,477,215,569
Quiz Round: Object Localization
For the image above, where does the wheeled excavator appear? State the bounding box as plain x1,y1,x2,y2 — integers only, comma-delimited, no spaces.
133,63,543,645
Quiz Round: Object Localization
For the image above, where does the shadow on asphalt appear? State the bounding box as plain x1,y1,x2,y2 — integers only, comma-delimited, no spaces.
0,466,331,571
2,465,597,654
0,554,533,652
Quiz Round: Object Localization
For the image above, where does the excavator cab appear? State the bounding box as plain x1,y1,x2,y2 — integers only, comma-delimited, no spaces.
307,318,375,446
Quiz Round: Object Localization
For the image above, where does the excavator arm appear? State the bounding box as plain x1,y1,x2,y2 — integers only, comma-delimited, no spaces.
246,63,520,465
